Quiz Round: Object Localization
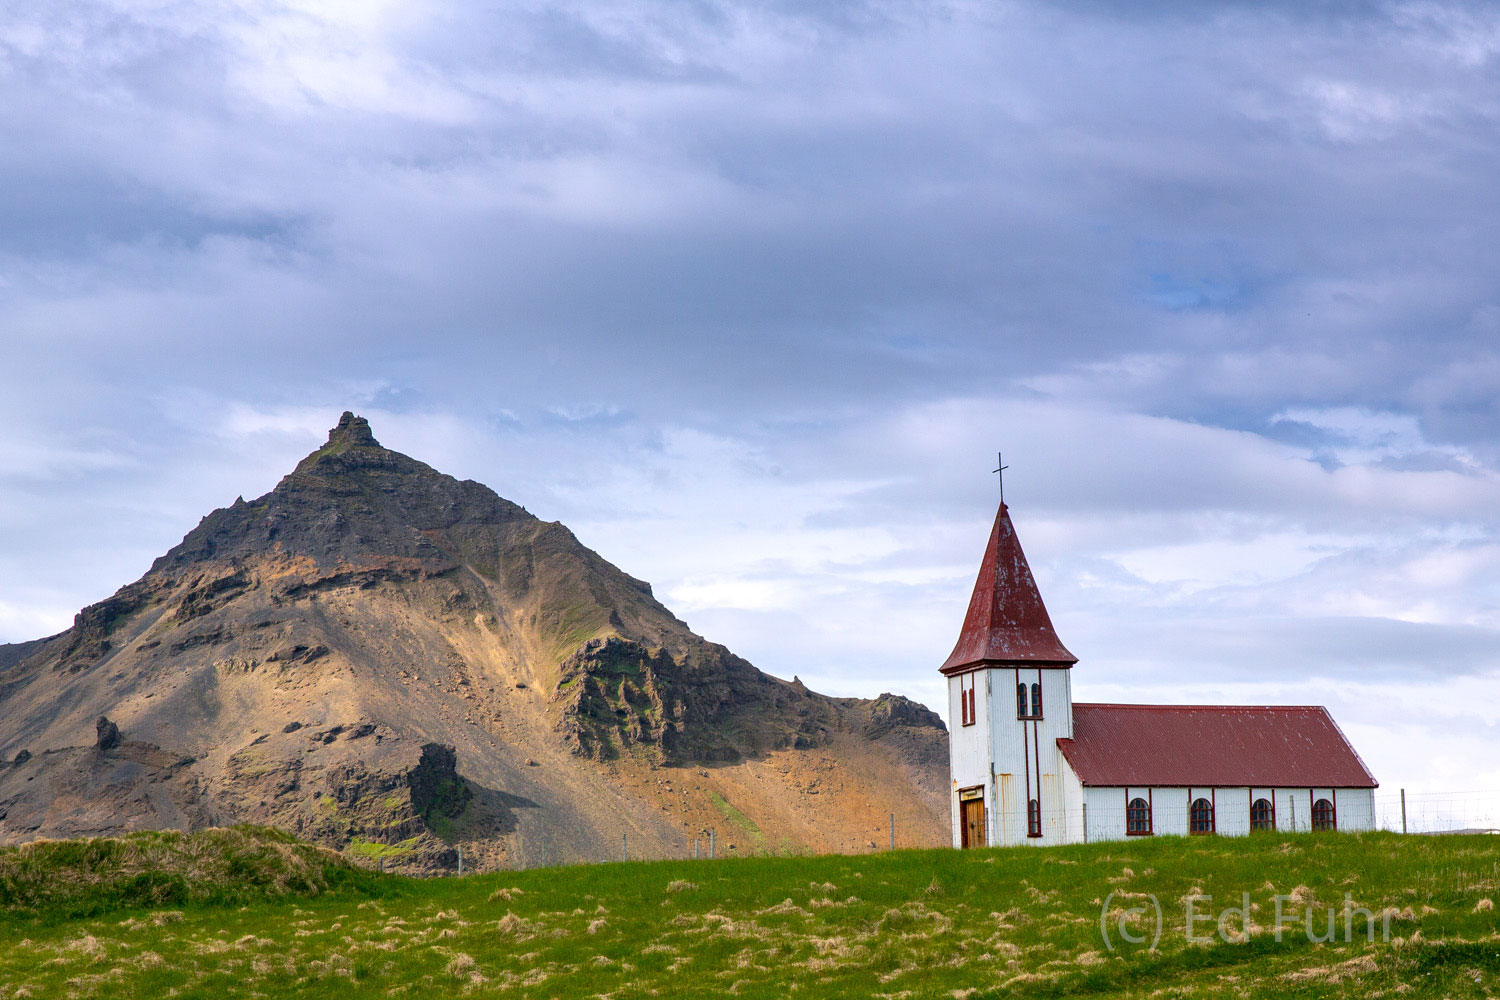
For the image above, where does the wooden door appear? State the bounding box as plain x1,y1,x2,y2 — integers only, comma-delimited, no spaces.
960,797,987,848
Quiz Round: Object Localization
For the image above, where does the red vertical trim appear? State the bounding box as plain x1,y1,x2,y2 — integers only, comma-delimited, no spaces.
1034,719,1043,833
1308,787,1314,832
1271,789,1277,830
1022,704,1032,837
1028,719,1043,837
1211,787,1217,833
1148,787,1154,835
1332,788,1338,831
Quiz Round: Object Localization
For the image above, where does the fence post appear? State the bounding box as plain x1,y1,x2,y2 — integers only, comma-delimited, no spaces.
457,846,463,877
1082,802,1088,843
1290,797,1296,832
710,828,716,859
1401,789,1407,835
889,813,895,851
693,838,699,859
622,833,628,862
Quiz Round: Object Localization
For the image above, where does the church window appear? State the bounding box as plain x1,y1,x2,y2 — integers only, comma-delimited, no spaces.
1312,798,1336,831
1016,682,1028,718
1127,797,1151,835
1027,798,1041,837
1031,682,1043,718
1251,798,1274,831
1190,797,1215,834
959,676,976,727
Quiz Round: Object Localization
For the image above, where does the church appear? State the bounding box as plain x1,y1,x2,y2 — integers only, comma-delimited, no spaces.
943,500,1378,847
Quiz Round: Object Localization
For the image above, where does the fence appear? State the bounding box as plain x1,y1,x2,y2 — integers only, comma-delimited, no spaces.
401,789,1500,874
1372,788,1500,835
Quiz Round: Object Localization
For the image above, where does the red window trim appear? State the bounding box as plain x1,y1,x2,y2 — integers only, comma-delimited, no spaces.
1250,793,1275,831
960,675,976,727
1013,672,1044,720
1189,792,1216,835
1125,788,1154,836
1311,792,1337,832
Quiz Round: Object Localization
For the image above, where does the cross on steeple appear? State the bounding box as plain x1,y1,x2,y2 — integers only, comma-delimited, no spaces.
993,452,1009,505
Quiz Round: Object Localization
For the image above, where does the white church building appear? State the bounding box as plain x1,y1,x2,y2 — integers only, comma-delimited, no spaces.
943,501,1378,847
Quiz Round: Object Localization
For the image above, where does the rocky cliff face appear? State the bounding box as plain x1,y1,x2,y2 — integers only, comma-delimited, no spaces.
0,413,947,870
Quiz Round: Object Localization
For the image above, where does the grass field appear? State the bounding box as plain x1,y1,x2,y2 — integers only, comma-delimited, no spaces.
2,828,1498,998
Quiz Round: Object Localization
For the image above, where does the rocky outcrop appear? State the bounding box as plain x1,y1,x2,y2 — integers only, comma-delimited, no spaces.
95,716,121,750
859,693,945,740
553,636,837,765
407,743,472,828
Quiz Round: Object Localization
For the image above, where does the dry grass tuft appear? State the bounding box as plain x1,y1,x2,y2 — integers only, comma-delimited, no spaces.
1284,955,1378,983
757,898,810,917
64,936,107,964
495,912,536,938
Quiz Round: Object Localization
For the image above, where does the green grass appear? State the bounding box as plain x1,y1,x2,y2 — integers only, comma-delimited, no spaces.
0,830,1497,997
709,791,768,852
344,838,421,863
0,826,379,922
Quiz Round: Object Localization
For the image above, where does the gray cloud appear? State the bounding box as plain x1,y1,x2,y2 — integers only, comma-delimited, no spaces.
2,0,1499,794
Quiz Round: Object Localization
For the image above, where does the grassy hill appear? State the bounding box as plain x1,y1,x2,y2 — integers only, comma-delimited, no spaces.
1,828,1497,997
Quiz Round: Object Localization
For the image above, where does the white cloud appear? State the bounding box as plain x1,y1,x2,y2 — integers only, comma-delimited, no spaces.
3,0,1500,807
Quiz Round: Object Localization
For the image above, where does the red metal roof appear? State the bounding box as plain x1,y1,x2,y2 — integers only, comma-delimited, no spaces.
1058,704,1378,788
939,503,1077,674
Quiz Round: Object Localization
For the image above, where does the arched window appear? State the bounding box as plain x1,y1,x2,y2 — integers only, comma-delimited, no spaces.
1030,682,1043,718
1127,797,1152,835
1251,798,1274,831
1190,797,1215,834
1312,798,1336,831
1016,683,1028,718
1027,798,1042,837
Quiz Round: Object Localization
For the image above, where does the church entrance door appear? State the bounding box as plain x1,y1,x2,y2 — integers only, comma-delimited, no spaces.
960,792,986,848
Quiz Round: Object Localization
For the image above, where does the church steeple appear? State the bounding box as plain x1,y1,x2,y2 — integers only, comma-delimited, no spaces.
939,502,1076,674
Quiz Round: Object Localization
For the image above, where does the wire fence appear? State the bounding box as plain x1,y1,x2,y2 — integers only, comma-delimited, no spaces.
404,788,1500,874
1372,789,1500,835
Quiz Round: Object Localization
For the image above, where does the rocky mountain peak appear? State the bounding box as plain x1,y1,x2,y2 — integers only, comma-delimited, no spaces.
329,411,379,449
290,411,397,476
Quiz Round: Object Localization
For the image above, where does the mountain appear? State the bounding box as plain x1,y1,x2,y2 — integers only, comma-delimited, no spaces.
0,413,947,869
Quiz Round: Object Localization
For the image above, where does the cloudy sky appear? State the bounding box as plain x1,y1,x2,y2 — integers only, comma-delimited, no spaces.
3,0,1500,814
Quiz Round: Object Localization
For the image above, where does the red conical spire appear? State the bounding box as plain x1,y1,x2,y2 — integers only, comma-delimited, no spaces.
939,503,1076,674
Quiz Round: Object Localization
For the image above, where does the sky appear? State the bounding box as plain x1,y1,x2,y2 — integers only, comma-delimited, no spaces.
2,0,1500,816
